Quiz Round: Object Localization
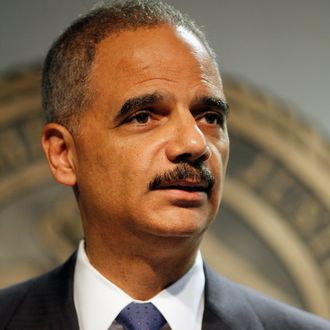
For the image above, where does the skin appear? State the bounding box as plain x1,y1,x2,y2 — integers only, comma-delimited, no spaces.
42,24,229,300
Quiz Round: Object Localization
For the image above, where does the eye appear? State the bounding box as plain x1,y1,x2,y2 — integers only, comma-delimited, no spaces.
201,112,224,127
127,111,152,124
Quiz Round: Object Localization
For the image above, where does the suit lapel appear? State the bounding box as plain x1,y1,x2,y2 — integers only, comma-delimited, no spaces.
202,263,263,330
50,253,80,329
202,304,232,330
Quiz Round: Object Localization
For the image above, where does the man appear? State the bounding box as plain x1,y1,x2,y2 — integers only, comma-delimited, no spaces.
0,1,329,329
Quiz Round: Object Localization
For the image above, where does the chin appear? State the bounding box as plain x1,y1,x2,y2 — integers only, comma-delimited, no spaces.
142,207,213,238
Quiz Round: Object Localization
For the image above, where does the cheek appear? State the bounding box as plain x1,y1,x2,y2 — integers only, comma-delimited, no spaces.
210,138,229,172
95,142,152,196
216,134,229,169
75,135,117,191
208,139,229,205
221,141,230,174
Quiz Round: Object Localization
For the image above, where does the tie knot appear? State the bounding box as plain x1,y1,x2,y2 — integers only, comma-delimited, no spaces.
115,302,167,330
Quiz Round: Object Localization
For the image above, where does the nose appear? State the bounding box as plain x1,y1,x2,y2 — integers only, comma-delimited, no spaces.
165,110,211,164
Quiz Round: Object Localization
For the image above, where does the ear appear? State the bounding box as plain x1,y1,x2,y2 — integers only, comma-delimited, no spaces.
41,123,77,186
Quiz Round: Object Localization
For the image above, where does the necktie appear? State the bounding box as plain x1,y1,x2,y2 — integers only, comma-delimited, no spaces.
115,302,167,330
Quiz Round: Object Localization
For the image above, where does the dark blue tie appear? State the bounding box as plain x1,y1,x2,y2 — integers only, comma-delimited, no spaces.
115,302,167,330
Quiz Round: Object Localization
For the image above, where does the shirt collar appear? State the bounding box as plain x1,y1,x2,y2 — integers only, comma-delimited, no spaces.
74,240,205,330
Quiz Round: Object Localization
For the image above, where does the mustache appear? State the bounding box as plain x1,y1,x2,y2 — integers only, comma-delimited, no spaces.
148,163,215,193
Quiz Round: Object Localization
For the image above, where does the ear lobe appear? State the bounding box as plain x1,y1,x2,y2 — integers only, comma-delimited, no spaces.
41,123,77,186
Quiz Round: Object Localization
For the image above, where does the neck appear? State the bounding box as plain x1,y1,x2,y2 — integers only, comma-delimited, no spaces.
84,230,202,300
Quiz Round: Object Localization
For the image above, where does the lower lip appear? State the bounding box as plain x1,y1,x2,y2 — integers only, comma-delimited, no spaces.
154,189,207,206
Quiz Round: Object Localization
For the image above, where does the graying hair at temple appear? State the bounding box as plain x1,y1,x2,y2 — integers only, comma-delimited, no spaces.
41,0,217,133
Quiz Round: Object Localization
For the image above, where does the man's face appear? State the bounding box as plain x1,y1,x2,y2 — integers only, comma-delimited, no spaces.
73,25,229,239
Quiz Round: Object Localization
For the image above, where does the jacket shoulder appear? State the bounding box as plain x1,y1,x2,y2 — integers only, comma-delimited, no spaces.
0,253,77,330
241,283,330,329
204,265,330,330
0,278,37,326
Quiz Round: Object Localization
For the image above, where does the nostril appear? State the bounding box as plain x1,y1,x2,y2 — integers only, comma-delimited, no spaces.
174,147,211,164
175,153,192,163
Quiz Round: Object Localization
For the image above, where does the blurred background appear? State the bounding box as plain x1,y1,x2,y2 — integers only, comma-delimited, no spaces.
0,0,329,319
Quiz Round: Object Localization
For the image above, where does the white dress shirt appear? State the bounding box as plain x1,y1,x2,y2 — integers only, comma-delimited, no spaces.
74,241,205,330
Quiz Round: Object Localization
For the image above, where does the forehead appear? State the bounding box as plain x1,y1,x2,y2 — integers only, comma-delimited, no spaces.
88,25,224,106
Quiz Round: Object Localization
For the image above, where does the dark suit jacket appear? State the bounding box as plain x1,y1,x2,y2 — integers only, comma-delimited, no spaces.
0,253,329,330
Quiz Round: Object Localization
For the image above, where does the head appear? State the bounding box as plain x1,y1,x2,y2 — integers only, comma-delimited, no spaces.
42,0,216,133
42,0,230,250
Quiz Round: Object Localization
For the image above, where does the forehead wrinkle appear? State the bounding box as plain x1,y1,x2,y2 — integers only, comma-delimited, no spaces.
115,43,208,81
94,30,219,88
141,62,209,83
131,64,223,105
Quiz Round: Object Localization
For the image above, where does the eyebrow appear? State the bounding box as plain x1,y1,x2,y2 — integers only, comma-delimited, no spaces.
114,93,229,122
192,96,230,117
115,92,164,121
